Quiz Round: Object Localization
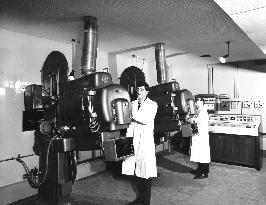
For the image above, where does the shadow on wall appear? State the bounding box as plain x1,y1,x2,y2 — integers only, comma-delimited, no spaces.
225,60,266,73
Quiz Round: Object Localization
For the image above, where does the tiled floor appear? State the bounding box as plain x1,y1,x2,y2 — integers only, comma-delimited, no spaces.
17,151,266,205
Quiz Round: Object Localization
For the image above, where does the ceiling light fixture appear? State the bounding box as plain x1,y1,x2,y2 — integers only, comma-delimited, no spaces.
219,41,230,63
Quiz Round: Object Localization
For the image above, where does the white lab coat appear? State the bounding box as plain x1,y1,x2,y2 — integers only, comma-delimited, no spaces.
122,98,158,179
190,105,210,163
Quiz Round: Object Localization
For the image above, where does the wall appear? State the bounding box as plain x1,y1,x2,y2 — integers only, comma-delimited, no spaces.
0,28,110,205
0,30,156,204
116,55,150,85
211,63,236,97
0,28,71,204
0,28,72,186
207,61,266,148
145,54,266,150
156,53,210,93
1,26,266,205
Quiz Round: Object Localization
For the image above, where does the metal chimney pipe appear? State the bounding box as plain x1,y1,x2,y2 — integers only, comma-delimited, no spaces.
155,43,168,84
81,16,98,76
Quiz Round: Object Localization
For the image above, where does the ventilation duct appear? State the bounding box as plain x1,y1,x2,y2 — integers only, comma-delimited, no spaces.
155,43,168,84
81,16,98,76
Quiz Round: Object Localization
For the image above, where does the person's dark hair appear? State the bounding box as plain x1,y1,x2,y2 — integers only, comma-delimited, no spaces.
137,82,149,91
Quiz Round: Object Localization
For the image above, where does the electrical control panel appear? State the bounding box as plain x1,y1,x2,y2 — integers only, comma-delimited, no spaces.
195,94,218,113
208,114,261,136
242,101,254,108
254,101,264,108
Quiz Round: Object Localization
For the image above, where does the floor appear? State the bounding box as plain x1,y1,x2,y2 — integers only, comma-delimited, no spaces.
16,151,266,205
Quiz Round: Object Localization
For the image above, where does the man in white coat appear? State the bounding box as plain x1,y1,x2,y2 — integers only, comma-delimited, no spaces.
122,82,158,205
189,98,210,179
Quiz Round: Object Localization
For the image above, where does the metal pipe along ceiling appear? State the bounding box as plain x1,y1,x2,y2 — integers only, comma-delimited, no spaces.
81,16,98,76
155,43,168,84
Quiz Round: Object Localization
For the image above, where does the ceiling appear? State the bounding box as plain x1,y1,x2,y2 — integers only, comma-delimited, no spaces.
0,0,266,65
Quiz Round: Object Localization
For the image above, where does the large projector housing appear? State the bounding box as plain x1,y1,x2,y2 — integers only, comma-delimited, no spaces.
58,72,132,150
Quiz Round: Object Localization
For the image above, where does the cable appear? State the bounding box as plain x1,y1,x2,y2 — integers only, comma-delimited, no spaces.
37,134,58,187
0,154,34,163
16,134,58,189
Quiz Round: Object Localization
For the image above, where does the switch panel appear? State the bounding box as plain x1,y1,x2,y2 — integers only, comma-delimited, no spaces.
242,101,254,108
254,101,264,108
204,103,215,110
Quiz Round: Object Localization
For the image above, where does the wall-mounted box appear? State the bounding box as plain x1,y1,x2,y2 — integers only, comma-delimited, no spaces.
218,101,230,111
254,101,264,108
195,94,218,113
242,101,254,108
204,103,215,110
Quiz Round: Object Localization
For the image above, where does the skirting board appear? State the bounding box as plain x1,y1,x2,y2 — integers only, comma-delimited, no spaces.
0,180,37,205
76,159,106,180
0,160,106,205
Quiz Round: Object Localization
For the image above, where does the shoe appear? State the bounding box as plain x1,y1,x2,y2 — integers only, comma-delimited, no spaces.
126,198,142,205
193,174,208,179
190,169,199,175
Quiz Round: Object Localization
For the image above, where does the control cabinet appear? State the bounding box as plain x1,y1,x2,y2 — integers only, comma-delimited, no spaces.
209,133,262,170
209,114,262,171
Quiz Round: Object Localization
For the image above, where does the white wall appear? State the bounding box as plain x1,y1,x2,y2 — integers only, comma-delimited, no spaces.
146,54,266,150
237,64,266,100
116,54,150,85
205,61,266,149
0,28,110,204
211,64,236,97
155,54,209,93
236,62,266,148
0,29,72,188
1,24,266,204
115,53,210,91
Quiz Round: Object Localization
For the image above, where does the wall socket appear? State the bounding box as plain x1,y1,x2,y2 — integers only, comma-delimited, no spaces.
254,101,264,108
242,101,254,108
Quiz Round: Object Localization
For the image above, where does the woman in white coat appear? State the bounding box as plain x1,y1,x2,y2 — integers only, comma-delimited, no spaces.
189,98,210,179
122,82,158,205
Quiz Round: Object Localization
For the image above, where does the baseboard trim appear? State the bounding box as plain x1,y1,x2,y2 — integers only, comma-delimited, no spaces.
0,180,38,205
76,159,106,180
7,194,38,205
1,160,106,205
